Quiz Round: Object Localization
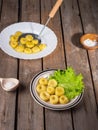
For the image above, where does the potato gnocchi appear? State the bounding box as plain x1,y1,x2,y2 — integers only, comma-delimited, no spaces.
9,31,47,54
36,77,69,105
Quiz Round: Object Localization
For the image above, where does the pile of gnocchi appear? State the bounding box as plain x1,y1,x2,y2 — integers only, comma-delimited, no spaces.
36,77,69,105
9,31,47,54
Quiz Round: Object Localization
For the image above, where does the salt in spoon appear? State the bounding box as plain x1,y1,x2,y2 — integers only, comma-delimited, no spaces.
0,78,19,91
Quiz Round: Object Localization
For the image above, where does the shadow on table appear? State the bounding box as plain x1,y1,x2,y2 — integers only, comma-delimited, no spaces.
71,33,84,49
18,83,27,92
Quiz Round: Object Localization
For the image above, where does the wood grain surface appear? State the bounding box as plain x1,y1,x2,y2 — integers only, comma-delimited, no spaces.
61,0,98,130
41,0,72,130
17,0,44,130
0,0,98,130
0,0,18,130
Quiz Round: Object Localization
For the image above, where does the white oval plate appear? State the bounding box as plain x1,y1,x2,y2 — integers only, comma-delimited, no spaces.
30,69,84,110
0,22,57,59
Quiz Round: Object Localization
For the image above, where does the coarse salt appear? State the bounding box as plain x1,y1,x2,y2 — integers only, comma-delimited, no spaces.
83,39,97,47
4,82,16,89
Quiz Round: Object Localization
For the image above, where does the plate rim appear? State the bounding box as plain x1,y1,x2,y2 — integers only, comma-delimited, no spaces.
30,88,83,110
30,69,84,110
0,22,57,59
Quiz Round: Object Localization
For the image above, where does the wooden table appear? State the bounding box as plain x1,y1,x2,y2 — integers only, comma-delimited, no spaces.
0,0,98,130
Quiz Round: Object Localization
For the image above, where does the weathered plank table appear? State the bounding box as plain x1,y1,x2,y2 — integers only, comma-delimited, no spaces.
0,0,98,130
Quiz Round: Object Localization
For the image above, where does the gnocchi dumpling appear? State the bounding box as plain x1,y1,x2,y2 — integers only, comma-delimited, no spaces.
55,87,65,96
10,41,18,48
32,46,40,53
50,95,59,104
48,79,57,87
10,35,18,42
59,95,69,104
24,48,32,54
36,84,47,94
20,38,27,45
47,86,55,95
15,45,24,52
36,77,69,105
32,39,39,45
15,31,22,37
25,35,34,41
39,78,48,85
39,44,47,50
26,41,35,48
9,31,47,54
40,91,50,101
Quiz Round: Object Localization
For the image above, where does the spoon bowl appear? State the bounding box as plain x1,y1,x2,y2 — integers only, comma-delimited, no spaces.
0,78,19,91
18,33,41,44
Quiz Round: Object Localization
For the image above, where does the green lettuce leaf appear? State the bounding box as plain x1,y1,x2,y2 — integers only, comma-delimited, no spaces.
49,67,84,100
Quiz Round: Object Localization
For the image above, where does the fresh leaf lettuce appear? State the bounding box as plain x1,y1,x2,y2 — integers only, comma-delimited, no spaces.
49,67,84,100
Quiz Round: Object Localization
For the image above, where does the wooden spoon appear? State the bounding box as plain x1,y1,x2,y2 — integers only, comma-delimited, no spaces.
18,0,63,44
0,78,19,91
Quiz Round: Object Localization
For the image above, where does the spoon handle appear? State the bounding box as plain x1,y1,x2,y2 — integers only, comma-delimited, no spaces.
49,0,63,18
38,0,63,37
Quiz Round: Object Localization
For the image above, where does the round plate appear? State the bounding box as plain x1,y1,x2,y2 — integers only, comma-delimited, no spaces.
0,22,57,59
30,69,84,110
